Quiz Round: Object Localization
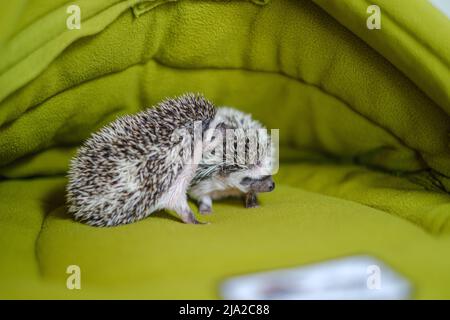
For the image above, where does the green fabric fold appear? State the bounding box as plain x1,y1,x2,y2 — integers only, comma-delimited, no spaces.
312,0,450,115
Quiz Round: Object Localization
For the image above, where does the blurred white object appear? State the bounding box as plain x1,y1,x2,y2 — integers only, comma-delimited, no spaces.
221,256,411,300
430,0,450,18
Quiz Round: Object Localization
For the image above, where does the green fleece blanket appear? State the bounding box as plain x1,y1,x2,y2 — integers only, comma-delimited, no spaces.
1,0,450,299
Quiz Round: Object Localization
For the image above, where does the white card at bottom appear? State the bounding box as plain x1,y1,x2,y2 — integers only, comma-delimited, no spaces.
221,256,411,300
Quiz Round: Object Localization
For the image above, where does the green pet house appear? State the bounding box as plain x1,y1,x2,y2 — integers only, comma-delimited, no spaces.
0,0,449,299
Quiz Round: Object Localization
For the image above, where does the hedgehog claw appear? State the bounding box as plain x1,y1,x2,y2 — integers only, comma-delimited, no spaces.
193,220,210,225
187,218,209,225
180,211,208,225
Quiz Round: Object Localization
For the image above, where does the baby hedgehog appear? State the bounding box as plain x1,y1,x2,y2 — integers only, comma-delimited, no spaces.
67,93,275,227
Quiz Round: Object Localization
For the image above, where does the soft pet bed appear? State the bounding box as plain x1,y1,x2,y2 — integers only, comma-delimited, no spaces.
0,0,449,299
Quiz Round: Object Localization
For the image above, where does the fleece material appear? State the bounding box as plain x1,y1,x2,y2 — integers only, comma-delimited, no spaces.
0,0,449,298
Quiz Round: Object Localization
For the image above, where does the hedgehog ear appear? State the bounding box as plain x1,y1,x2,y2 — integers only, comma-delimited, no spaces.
216,122,228,132
215,122,235,136
208,122,235,147
208,122,227,142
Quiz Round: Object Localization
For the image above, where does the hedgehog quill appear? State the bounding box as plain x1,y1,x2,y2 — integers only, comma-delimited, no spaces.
66,93,275,226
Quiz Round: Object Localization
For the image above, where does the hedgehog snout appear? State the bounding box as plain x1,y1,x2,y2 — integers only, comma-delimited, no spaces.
241,175,275,193
256,175,275,193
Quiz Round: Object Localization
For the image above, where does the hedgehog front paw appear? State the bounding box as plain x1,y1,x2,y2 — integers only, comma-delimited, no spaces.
199,203,212,215
246,202,260,209
198,196,213,215
245,192,259,208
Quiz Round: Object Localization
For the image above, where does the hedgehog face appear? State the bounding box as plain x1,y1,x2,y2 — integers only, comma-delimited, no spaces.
195,106,277,195
221,162,275,193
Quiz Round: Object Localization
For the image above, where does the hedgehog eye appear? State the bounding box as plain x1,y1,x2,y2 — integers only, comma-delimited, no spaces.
240,177,253,185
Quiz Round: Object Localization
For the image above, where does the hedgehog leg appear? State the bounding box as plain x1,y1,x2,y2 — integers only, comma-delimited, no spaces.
198,196,213,215
176,205,207,225
244,191,259,208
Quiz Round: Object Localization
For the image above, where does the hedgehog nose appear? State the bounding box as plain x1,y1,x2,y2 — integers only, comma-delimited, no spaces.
268,182,275,191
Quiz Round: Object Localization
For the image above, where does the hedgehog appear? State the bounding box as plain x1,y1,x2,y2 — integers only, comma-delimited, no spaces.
66,93,275,227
